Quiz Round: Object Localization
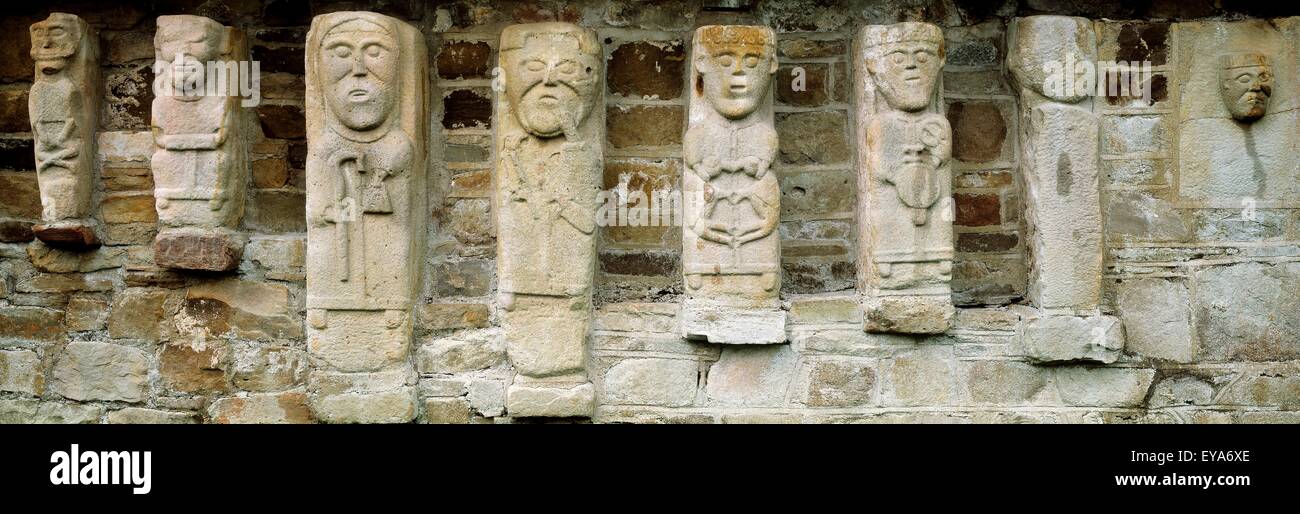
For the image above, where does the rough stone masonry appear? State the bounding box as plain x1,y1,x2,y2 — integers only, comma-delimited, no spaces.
0,0,1298,424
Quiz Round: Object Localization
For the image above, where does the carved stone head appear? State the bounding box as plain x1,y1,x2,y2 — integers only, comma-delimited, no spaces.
156,16,229,99
863,23,945,112
501,23,600,138
316,14,401,133
694,26,777,120
30,13,85,75
1219,53,1272,123
1006,16,1096,104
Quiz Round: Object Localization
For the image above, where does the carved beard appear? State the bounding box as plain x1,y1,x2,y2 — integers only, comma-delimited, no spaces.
1224,88,1270,122
328,75,396,131
875,74,936,112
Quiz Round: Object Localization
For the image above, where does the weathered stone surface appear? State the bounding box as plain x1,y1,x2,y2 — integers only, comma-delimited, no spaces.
107,288,171,341
602,358,697,407
181,279,299,340
1194,262,1300,361
27,240,124,273
437,40,492,80
681,26,784,344
416,303,490,330
0,306,65,343
963,360,1049,405
1147,375,1214,408
466,378,506,417
789,294,861,324
107,407,199,424
28,14,100,246
153,229,243,271
776,111,850,165
423,397,471,424
305,11,427,421
885,345,957,406
416,329,506,374
1054,367,1155,407
855,23,954,334
795,358,875,407
606,105,682,148
50,341,149,403
496,22,602,416
607,40,685,100
1116,278,1194,362
705,344,797,407
160,341,230,394
0,349,41,396
0,399,102,424
506,380,595,418
1018,314,1124,364
210,392,314,423
231,345,307,392
0,220,34,243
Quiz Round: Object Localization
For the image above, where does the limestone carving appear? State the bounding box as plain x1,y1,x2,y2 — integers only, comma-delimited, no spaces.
680,25,785,344
854,22,954,334
1007,15,1122,363
28,13,99,250
495,22,601,417
1219,53,1272,123
151,15,250,271
305,11,427,423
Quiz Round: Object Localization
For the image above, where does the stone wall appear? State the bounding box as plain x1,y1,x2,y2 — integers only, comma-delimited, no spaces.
0,0,1298,424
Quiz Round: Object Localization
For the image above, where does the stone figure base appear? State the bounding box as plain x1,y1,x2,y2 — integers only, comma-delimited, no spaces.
308,369,418,424
681,300,786,344
153,227,244,272
506,376,595,418
863,294,954,334
32,221,99,251
1017,310,1125,364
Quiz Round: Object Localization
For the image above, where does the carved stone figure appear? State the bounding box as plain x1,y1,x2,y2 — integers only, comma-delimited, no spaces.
1219,53,1272,123
1007,16,1123,363
495,22,602,417
305,11,426,423
28,13,99,250
681,25,785,344
854,22,954,334
151,15,250,271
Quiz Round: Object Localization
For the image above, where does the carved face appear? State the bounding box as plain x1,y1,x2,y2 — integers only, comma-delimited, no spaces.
869,41,943,112
696,41,776,119
30,15,81,74
1220,62,1272,123
156,17,226,98
506,33,598,138
320,21,399,132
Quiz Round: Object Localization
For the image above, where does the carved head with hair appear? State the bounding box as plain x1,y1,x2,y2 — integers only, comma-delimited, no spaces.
1219,52,1272,123
316,13,401,134
501,23,600,138
863,22,945,113
694,25,777,120
30,13,85,75
156,15,230,100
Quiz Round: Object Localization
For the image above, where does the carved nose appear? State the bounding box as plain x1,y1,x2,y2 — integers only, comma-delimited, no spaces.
543,65,557,85
351,55,367,76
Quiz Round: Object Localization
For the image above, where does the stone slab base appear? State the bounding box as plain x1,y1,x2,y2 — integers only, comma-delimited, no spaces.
32,222,100,251
863,295,954,334
1019,312,1124,363
681,303,787,344
154,229,243,272
507,381,595,418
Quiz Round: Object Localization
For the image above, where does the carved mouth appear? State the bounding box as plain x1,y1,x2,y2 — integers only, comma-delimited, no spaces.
729,84,747,94
538,93,559,104
348,89,370,102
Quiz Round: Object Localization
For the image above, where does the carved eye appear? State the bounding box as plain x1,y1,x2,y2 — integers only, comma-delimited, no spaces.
1258,72,1272,83
333,46,351,58
744,56,759,68
1237,74,1252,84
891,52,905,65
526,60,545,71
717,55,734,67
365,44,382,57
50,28,65,38
558,61,577,74
915,51,929,64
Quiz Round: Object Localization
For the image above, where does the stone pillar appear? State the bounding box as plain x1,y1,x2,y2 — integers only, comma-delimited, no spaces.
28,13,100,250
854,22,955,334
1007,16,1123,363
304,11,426,423
150,15,251,271
680,25,785,345
495,22,601,418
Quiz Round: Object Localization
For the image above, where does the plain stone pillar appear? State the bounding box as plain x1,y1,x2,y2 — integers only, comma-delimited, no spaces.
151,15,251,271
304,11,427,423
495,22,602,418
28,13,100,250
854,22,956,334
680,25,786,345
1007,16,1123,363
